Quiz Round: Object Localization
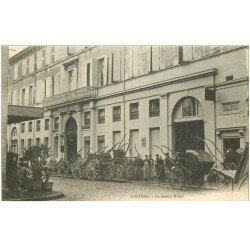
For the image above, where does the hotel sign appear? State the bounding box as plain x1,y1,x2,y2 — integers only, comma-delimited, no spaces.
54,105,80,115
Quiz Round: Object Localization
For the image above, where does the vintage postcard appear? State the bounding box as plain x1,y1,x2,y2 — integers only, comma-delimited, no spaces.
1,45,249,201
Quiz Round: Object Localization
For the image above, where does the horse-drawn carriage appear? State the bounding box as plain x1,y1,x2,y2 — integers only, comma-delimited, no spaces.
154,145,215,189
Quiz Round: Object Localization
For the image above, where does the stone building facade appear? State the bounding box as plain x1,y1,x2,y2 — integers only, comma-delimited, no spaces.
7,45,249,162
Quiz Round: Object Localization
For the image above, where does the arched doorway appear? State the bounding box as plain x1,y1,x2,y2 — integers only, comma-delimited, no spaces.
172,96,205,153
65,117,77,161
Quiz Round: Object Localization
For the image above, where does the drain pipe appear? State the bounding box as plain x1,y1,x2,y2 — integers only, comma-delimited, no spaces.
213,73,218,164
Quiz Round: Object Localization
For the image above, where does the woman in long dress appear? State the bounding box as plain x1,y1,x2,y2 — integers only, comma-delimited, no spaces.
143,155,150,180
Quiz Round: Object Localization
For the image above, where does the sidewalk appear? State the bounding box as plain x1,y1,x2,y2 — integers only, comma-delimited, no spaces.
2,190,65,201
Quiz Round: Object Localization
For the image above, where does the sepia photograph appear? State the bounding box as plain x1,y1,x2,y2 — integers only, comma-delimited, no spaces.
1,45,249,201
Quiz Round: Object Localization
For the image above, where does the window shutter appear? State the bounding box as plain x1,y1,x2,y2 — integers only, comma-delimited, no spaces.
183,46,193,62
139,46,150,75
193,46,203,60
152,46,160,71
71,69,77,90
54,74,60,95
46,47,51,65
55,46,61,61
68,46,75,55
18,62,22,78
14,65,18,80
29,55,35,73
112,50,121,82
91,59,98,87
46,77,52,97
22,59,27,76
36,80,43,103
37,51,42,69
160,46,179,69
132,46,139,77
103,57,108,85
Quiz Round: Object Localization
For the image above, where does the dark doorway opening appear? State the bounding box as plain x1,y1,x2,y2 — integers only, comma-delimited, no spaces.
65,117,77,161
174,120,204,153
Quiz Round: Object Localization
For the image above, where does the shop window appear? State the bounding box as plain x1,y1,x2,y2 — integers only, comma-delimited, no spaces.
149,99,160,117
28,122,32,132
84,111,91,126
21,123,25,133
54,117,59,131
113,106,121,122
182,97,197,117
36,120,41,132
130,102,139,120
45,119,49,130
84,137,91,156
98,109,105,124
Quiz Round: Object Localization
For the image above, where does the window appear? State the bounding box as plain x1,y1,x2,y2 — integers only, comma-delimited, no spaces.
21,123,25,133
51,75,55,96
98,58,105,86
130,103,139,120
36,138,40,146
84,111,91,126
222,101,240,113
11,127,17,137
44,137,49,146
98,109,105,124
226,75,234,81
36,120,41,132
68,70,73,86
97,135,105,150
223,138,240,161
113,106,121,122
28,122,32,132
54,117,59,131
28,138,32,147
21,88,26,106
28,85,33,105
86,63,91,86
149,99,160,117
27,57,30,75
45,119,49,130
182,97,197,117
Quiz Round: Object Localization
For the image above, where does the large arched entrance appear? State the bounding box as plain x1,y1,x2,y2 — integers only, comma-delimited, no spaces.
172,96,205,153
65,117,77,161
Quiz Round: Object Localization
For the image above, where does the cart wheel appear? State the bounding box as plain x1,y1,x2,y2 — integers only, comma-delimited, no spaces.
114,164,124,179
59,159,69,178
170,167,185,190
71,166,82,179
216,174,231,191
79,164,86,179
86,160,99,181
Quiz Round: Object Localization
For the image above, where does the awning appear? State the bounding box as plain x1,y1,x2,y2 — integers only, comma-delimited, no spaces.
8,105,44,124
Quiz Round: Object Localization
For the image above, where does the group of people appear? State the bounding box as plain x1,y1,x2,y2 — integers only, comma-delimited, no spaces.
126,154,166,181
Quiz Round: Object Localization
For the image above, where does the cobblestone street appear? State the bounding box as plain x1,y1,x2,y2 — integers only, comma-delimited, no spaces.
50,176,217,201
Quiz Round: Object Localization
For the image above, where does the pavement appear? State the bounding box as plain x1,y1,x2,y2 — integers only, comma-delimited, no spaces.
2,189,64,201
50,176,222,201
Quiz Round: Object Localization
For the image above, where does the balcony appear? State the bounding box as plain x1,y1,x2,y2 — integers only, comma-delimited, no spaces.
43,86,98,108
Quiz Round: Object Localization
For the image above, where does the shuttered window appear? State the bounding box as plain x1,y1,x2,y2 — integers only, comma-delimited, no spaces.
112,50,121,82
98,109,105,124
160,46,178,68
130,102,139,120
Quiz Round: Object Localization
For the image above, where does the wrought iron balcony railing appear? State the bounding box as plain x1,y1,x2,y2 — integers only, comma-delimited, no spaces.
43,86,98,108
